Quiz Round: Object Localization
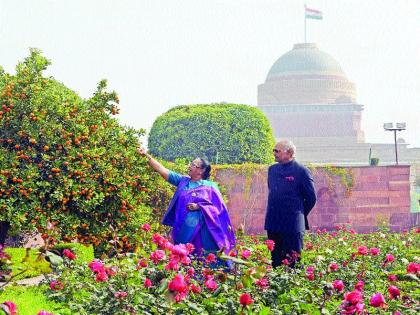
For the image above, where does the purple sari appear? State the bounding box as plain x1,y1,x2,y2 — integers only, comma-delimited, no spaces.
162,177,235,256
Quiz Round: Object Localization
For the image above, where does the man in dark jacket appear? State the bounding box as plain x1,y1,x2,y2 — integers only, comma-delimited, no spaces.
264,140,316,268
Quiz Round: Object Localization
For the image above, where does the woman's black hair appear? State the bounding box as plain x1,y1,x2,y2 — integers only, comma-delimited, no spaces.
198,158,211,180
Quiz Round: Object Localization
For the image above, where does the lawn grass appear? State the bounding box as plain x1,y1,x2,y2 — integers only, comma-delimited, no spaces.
0,285,71,315
5,248,51,280
4,244,94,280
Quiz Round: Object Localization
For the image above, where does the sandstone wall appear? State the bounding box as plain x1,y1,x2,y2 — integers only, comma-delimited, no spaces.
214,165,411,234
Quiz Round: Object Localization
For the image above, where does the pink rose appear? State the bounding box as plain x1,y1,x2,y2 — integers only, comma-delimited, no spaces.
340,302,365,314
204,276,218,291
185,243,195,254
388,286,400,299
388,274,397,282
152,233,167,247
264,239,275,251
385,254,395,263
172,244,189,257
241,249,251,260
329,262,339,272
50,280,64,290
333,280,345,292
136,259,148,269
369,248,380,256
369,292,386,307
255,277,269,289
282,259,289,266
114,291,128,299
1,301,17,315
37,312,54,315
150,249,166,264
354,281,364,291
344,290,363,305
63,249,76,260
165,260,180,271
144,278,152,288
168,274,188,294
357,246,368,255
407,262,420,274
190,284,201,294
88,260,104,273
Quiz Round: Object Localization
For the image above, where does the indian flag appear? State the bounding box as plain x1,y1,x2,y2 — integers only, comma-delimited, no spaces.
305,6,323,20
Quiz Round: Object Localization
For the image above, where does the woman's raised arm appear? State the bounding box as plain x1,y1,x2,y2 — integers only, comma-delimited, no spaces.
137,147,170,181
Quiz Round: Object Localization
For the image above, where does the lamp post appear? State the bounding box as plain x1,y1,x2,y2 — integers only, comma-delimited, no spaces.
383,122,406,165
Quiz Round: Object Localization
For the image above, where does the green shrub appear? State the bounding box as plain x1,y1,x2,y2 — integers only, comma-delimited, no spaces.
148,104,275,164
0,49,162,254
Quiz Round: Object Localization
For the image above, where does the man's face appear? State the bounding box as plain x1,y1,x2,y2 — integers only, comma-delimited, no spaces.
273,144,293,163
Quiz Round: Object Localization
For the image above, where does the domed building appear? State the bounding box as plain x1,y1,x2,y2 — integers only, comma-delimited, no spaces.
258,43,364,147
258,43,420,165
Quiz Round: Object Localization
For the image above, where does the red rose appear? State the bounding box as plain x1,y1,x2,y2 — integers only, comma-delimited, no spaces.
205,253,217,264
95,271,108,282
63,249,76,260
141,223,151,231
239,293,254,306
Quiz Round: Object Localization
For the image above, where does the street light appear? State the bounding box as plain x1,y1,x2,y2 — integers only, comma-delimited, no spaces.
383,122,406,165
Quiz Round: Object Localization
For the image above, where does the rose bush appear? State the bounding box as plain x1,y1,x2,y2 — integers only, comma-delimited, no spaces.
35,225,419,314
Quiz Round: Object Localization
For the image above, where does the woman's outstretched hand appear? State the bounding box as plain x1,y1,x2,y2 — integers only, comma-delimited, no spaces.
137,147,147,156
137,147,170,181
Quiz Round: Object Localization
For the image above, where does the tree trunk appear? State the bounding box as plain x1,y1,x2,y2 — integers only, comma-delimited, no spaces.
0,221,10,246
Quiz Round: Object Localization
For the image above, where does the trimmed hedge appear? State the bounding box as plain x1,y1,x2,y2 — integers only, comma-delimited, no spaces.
148,104,275,164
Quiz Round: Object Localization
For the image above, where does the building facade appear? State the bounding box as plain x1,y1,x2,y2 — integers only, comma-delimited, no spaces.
258,43,420,166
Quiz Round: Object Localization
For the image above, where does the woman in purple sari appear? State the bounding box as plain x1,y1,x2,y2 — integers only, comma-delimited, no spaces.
137,148,235,257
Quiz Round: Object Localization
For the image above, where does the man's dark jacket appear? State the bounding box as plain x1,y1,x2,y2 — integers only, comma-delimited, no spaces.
264,160,317,233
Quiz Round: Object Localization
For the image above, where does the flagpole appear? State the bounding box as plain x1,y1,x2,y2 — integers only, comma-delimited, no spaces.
304,4,307,43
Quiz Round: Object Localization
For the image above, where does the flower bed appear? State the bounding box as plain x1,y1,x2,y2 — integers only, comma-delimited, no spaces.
1,226,419,314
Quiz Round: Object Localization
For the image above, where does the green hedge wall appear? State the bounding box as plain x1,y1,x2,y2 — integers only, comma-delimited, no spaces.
148,104,275,164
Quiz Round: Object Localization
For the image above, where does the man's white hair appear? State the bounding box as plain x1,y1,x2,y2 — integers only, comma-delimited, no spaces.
277,139,296,156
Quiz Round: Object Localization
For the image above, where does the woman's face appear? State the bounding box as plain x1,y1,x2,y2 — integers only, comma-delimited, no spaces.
188,158,204,178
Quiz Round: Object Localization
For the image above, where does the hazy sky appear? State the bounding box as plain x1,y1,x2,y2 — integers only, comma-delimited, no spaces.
1,0,419,146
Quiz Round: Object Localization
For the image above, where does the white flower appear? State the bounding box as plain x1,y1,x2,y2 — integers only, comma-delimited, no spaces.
401,258,409,265
325,249,333,255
